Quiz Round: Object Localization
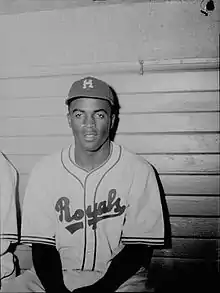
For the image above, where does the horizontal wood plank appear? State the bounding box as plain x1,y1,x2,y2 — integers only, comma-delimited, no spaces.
1,58,218,80
166,196,220,216
161,174,219,195
150,256,219,272
149,257,219,291
143,154,220,174
0,91,219,117
170,217,220,238
110,91,220,114
6,154,220,175
0,133,218,155
116,134,220,154
0,112,219,136
0,71,218,99
154,238,219,259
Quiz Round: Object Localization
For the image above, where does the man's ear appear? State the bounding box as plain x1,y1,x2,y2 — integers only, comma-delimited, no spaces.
111,114,115,129
67,113,71,128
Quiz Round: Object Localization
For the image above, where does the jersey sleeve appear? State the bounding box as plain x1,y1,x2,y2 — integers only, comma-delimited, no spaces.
20,162,56,246
121,160,164,246
0,153,18,247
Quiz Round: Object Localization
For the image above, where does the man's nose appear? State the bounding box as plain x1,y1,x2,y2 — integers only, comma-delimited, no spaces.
83,115,95,127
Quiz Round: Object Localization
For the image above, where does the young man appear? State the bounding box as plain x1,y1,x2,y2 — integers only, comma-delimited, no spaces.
0,152,18,288
1,76,164,292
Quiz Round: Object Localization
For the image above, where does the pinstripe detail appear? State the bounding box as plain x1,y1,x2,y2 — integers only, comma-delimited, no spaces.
91,145,122,271
61,147,84,188
68,144,88,173
80,145,114,270
60,143,123,271
81,178,87,271
61,146,86,270
68,143,113,174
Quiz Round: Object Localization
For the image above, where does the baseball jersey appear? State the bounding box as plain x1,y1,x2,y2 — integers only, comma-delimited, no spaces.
21,141,164,274
0,152,18,283
0,152,18,251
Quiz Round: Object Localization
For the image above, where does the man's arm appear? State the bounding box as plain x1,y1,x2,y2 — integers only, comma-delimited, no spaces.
74,244,153,292
32,243,70,293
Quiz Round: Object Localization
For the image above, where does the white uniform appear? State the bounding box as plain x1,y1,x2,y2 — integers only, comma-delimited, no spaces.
0,152,18,286
1,141,164,292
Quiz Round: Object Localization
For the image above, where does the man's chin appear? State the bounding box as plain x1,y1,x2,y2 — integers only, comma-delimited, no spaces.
83,142,109,153
76,137,109,153
82,142,100,152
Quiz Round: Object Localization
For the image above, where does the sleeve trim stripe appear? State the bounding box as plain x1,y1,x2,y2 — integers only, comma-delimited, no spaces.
0,234,18,240
121,238,164,245
20,239,56,246
21,236,55,245
21,235,55,241
0,237,18,241
0,233,18,237
122,237,164,241
122,240,164,245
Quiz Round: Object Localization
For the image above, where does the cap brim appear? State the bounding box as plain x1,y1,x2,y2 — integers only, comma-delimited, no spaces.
65,95,113,105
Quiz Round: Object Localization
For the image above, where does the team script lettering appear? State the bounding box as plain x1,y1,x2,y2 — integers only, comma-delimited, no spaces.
55,189,126,234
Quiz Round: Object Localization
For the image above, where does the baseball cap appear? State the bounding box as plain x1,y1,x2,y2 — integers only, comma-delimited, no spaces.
65,76,114,106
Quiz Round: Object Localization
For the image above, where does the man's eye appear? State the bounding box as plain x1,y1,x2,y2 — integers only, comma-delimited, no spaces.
74,112,82,118
96,113,105,119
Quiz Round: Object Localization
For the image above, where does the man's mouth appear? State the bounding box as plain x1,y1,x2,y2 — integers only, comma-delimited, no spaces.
84,133,97,141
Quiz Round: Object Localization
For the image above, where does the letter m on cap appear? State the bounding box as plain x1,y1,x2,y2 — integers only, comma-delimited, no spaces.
83,79,94,89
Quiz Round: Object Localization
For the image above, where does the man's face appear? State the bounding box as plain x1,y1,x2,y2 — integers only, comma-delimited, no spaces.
67,97,115,152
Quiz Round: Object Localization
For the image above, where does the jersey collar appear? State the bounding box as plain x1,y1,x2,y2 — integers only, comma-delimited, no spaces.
61,141,122,183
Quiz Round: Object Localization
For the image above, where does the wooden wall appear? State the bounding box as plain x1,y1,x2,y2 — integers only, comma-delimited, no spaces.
0,1,219,291
1,66,219,290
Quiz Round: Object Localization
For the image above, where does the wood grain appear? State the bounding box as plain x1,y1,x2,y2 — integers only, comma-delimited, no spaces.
166,196,220,216
1,64,219,280
1,112,219,136
1,133,219,155
0,71,218,99
1,91,219,117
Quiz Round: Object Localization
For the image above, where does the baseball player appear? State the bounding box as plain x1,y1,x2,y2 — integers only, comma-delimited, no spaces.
1,77,164,292
0,152,18,288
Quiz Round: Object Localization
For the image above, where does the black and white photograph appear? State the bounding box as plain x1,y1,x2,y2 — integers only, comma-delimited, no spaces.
0,1,219,292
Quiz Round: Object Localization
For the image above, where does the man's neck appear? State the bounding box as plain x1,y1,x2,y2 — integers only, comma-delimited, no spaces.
74,141,111,172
